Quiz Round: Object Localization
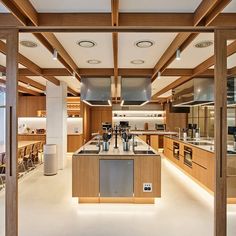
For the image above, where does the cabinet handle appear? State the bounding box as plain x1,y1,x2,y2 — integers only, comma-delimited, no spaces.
220,107,223,178
9,106,12,177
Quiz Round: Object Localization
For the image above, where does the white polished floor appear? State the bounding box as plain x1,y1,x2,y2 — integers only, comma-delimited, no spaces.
0,154,236,236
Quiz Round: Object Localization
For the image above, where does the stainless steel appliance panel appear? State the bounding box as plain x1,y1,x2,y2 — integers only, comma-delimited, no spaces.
100,160,134,197
184,146,193,168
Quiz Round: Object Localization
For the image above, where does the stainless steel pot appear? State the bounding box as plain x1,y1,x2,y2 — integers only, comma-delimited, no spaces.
123,141,130,151
102,141,109,151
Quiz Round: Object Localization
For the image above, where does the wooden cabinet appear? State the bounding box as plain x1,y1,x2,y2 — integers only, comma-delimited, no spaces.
18,134,46,143
67,134,83,152
72,156,99,197
150,135,164,150
134,157,161,198
90,107,112,134
164,136,215,191
18,96,46,117
138,135,147,143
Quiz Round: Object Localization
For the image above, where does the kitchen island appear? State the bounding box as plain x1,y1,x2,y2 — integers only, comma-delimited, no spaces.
72,136,161,204
164,136,236,203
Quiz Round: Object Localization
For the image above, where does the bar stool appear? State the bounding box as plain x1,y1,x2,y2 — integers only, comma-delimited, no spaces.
0,153,6,189
38,141,44,163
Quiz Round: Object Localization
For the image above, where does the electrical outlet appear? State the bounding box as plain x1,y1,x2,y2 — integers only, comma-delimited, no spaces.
143,183,152,192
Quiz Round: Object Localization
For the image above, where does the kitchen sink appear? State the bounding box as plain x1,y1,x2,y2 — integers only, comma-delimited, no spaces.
134,150,156,155
78,150,99,154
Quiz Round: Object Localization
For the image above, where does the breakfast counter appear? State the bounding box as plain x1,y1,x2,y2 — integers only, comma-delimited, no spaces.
72,136,161,204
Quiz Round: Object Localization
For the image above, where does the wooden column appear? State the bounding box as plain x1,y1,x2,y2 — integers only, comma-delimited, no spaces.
5,29,19,236
214,29,227,236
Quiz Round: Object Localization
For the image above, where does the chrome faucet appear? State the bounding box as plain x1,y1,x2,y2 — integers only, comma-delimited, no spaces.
175,127,181,138
132,134,136,152
96,135,101,152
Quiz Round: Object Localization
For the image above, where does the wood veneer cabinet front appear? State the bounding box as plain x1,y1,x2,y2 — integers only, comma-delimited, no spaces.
18,96,46,117
163,136,214,191
90,107,112,133
67,134,83,152
72,155,161,199
72,156,99,197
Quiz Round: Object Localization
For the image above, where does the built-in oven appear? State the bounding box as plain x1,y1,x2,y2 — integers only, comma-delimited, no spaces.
173,142,180,160
184,146,192,168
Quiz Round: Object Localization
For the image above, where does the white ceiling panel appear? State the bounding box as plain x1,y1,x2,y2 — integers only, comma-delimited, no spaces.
56,76,81,93
0,3,9,13
227,53,236,69
223,1,236,12
19,33,64,68
30,0,111,12
55,33,113,68
168,33,214,69
120,0,202,12
151,76,179,96
119,33,177,68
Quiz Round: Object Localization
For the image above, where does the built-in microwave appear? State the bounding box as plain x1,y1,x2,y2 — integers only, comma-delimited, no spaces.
184,146,192,168
173,142,180,160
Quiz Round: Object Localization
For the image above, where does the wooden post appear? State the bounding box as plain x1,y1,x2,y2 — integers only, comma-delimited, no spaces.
214,29,227,236
5,29,19,236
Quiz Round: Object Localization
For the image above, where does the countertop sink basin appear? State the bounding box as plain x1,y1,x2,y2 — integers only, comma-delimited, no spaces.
134,150,156,155
78,150,99,154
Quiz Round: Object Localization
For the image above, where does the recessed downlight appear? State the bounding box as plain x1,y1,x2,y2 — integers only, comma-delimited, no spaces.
194,40,213,48
20,40,38,48
135,40,154,48
87,59,101,64
77,40,96,48
130,59,145,65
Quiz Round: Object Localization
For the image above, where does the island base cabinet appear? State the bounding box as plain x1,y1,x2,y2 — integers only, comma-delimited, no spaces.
134,157,161,198
72,156,99,197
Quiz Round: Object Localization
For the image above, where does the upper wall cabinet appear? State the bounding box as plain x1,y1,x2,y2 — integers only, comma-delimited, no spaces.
18,96,46,117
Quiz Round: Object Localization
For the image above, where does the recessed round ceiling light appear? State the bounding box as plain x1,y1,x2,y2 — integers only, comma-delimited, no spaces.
87,59,101,64
77,40,96,48
20,40,38,48
194,40,213,48
135,40,154,48
130,59,145,64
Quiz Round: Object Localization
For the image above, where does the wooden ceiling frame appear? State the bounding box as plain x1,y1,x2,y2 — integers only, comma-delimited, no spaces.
152,39,236,98
2,12,236,27
0,0,81,82
111,0,119,102
0,77,41,96
151,0,231,82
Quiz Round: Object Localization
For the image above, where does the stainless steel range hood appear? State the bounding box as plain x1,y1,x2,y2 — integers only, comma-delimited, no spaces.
81,77,112,106
121,77,151,106
172,78,214,107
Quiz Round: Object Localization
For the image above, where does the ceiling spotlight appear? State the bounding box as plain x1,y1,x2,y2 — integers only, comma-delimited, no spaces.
176,49,181,61
20,40,38,48
53,49,58,60
194,40,213,48
135,40,154,48
87,59,101,64
72,72,76,79
130,59,145,65
77,40,96,48
157,71,161,79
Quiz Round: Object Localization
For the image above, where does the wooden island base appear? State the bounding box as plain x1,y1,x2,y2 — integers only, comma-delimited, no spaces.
78,197,155,204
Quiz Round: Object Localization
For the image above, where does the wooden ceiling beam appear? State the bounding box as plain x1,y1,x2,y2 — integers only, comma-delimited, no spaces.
151,0,231,82
1,12,236,27
18,76,46,91
68,87,79,96
152,40,236,99
18,85,41,96
0,40,60,86
3,0,81,81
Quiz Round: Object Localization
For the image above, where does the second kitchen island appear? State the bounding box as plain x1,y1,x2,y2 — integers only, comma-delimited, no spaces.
72,136,161,204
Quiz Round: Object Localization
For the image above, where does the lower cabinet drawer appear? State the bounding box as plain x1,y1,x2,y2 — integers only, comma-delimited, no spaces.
192,162,208,186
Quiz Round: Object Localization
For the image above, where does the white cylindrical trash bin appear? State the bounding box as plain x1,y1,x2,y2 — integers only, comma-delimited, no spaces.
44,144,57,176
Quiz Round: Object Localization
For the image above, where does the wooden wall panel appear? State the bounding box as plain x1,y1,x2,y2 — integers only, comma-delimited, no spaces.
165,103,188,131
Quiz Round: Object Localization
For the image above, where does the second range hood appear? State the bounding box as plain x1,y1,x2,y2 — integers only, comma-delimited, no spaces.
121,77,151,106
81,77,112,106
172,78,214,107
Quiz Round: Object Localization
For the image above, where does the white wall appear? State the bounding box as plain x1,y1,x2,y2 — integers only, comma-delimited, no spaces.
18,117,83,134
